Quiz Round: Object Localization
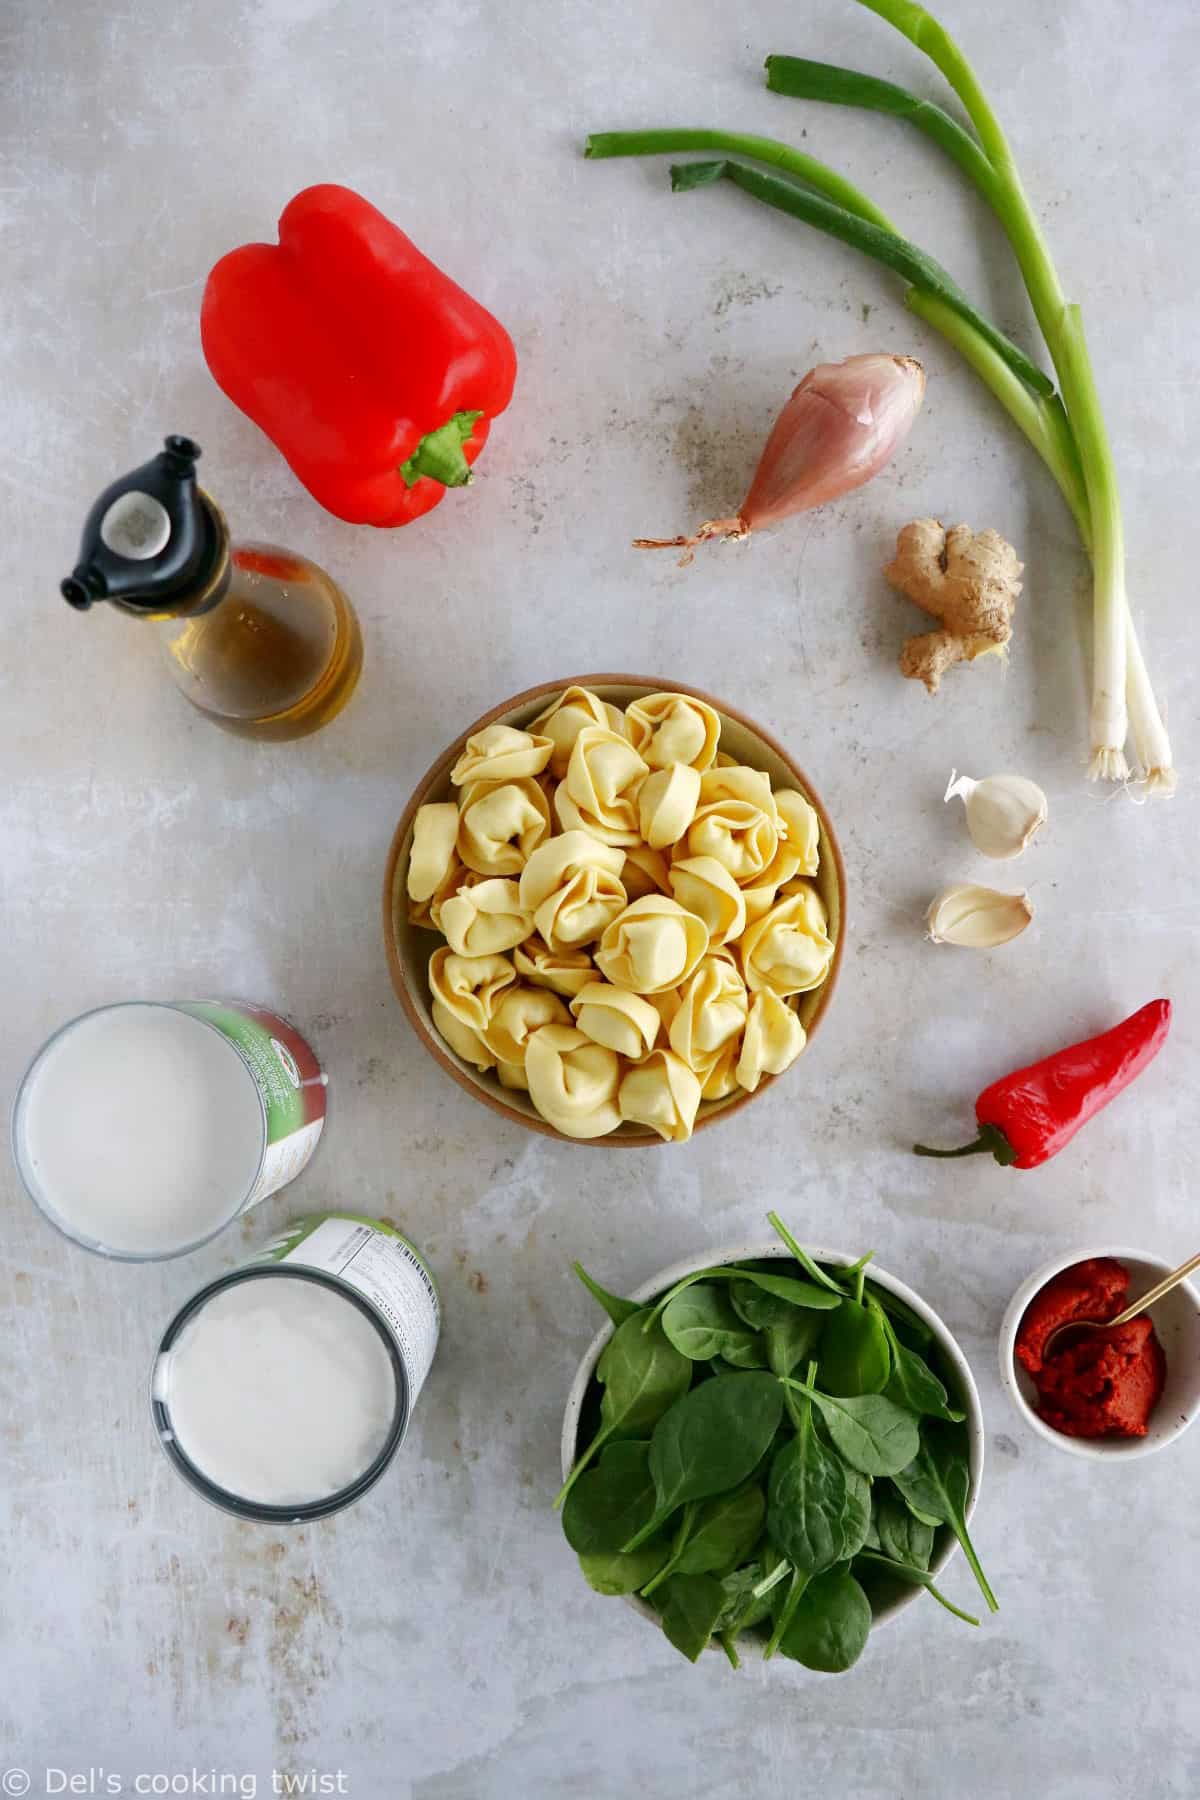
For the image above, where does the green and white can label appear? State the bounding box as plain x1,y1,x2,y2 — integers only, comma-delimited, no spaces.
257,1213,441,1403
179,1000,327,1208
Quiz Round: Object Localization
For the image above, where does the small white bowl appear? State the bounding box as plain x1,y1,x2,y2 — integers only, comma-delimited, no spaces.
998,1246,1200,1461
560,1240,985,1653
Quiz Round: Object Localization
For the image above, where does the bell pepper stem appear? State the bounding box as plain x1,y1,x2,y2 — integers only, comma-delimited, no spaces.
400,410,483,490
912,1121,1018,1165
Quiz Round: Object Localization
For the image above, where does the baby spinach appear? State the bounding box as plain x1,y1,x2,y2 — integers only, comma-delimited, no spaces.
561,1441,658,1555
572,1261,641,1327
767,1394,864,1578
872,1304,965,1422
660,1573,727,1663
555,1309,691,1508
874,1486,934,1570
766,1212,846,1294
817,1298,890,1395
853,1551,980,1627
643,1483,766,1596
578,1539,671,1595
645,1264,840,1333
780,1378,920,1477
626,1372,784,1550
559,1221,996,1673
778,1566,873,1672
893,1426,997,1613
661,1285,762,1363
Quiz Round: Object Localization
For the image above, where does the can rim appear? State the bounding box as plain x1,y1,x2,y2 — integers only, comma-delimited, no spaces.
151,1264,410,1523
10,1000,272,1264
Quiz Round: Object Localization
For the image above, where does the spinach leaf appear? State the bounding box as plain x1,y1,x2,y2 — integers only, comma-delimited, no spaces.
646,1264,840,1333
675,1484,765,1577
555,1309,691,1508
661,1284,762,1363
660,1573,726,1663
763,1566,810,1659
892,1425,998,1613
861,1281,934,1347
817,1298,890,1395
853,1550,980,1626
578,1539,671,1595
875,1486,934,1570
644,1483,766,1595
626,1373,784,1550
764,1308,826,1378
562,1441,658,1554
718,1332,768,1370
780,1378,920,1477
715,1562,775,1635
778,1566,872,1672
766,1213,846,1294
767,1395,856,1577
872,1304,965,1422
840,1467,873,1560
573,1260,640,1327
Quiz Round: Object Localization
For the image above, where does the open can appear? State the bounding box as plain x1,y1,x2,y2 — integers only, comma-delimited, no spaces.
152,1213,440,1522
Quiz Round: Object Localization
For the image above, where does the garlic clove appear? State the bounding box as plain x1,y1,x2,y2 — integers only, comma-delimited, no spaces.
926,883,1033,948
944,770,1047,860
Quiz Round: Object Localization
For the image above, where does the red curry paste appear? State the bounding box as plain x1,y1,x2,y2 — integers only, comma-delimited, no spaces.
1016,1257,1165,1438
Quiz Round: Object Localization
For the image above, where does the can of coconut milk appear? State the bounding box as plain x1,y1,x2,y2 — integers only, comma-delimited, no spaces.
12,999,327,1261
151,1213,440,1522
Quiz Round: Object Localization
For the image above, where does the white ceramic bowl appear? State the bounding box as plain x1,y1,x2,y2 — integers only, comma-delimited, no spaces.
998,1246,1200,1461
560,1240,985,1653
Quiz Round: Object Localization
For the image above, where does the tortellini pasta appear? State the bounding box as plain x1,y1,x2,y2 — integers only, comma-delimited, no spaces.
685,766,781,884
457,778,551,875
482,985,570,1066
626,692,720,772
570,981,661,1060
529,685,619,778
518,831,627,948
595,896,710,995
736,991,808,1093
668,855,747,948
622,845,672,900
439,878,533,957
554,727,650,847
513,933,595,997
638,764,701,850
450,724,553,787
524,1024,623,1139
739,884,835,997
618,1049,703,1143
668,954,749,1073
407,686,834,1141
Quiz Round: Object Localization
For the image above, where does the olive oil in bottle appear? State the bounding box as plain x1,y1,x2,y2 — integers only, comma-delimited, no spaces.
62,436,362,741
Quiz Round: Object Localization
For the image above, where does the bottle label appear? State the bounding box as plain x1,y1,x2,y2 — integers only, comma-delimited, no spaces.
260,1214,441,1404
178,1001,326,1208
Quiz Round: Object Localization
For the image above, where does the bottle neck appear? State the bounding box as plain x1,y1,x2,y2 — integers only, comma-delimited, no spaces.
110,492,233,620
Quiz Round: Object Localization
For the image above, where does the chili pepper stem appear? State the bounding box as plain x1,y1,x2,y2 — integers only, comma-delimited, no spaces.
912,1122,1018,1165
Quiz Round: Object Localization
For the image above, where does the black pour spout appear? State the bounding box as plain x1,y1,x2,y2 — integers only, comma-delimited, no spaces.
62,435,223,612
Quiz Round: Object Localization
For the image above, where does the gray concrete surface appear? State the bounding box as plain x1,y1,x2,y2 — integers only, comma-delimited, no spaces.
2,0,1198,1794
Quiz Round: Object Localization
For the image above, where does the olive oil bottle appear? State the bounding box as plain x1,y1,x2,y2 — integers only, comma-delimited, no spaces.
62,436,362,741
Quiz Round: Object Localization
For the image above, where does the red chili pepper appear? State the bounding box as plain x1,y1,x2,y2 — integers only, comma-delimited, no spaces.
913,999,1171,1169
200,184,517,528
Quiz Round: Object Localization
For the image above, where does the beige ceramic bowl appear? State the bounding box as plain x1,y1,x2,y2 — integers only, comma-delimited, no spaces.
559,1241,985,1652
383,676,846,1145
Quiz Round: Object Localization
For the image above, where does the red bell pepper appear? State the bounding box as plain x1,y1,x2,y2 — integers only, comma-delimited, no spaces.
913,998,1171,1169
201,184,517,528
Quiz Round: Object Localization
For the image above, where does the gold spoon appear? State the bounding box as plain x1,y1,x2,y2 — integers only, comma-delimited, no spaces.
1040,1251,1200,1359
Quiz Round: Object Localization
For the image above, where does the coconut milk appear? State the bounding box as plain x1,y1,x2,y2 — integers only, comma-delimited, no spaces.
152,1214,440,1520
12,1001,326,1259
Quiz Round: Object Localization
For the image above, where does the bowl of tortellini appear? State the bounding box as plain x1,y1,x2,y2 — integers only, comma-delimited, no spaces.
383,678,845,1145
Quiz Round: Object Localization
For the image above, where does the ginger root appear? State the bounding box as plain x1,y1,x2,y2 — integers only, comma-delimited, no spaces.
886,519,1023,693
